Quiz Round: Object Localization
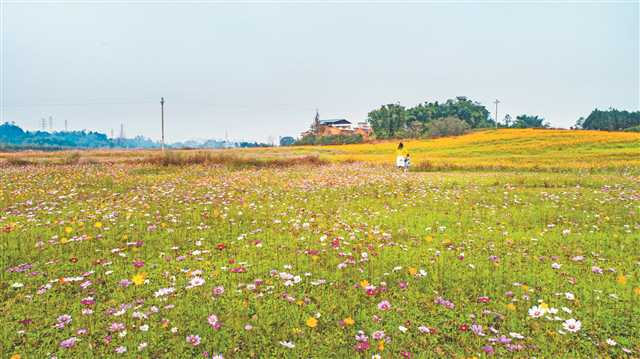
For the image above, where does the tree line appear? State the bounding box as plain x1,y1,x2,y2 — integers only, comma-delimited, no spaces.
575,109,640,131
0,122,272,150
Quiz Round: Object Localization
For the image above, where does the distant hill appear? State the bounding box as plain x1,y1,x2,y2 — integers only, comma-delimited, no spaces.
0,122,271,150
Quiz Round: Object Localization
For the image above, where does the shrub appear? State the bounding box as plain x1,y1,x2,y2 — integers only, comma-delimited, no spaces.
426,117,470,138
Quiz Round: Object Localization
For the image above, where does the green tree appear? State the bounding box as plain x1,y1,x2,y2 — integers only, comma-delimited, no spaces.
367,103,407,138
512,115,548,128
578,108,640,131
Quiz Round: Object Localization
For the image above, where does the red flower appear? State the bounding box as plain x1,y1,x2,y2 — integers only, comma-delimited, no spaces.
216,243,226,250
459,324,469,332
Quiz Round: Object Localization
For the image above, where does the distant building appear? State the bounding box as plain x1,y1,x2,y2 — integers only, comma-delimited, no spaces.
319,119,352,130
301,113,372,140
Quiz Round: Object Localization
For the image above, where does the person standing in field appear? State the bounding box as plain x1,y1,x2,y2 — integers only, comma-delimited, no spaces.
396,142,409,171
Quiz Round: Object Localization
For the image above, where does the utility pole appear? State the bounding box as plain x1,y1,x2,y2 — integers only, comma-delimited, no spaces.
49,116,53,130
41,118,46,130
493,99,500,128
120,123,124,139
64,119,68,131
160,97,165,152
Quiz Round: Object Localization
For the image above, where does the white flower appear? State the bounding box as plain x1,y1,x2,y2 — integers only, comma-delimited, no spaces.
186,276,205,289
551,263,561,269
547,307,558,314
138,342,148,351
562,318,581,333
561,306,572,314
12,282,24,288
528,305,545,318
509,332,524,339
606,338,617,346
398,325,408,333
154,287,175,297
279,340,295,348
139,324,149,332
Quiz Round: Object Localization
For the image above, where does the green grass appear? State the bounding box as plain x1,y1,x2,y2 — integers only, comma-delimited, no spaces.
1,158,639,357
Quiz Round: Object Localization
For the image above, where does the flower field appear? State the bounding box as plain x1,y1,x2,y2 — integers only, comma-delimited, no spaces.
1,129,639,358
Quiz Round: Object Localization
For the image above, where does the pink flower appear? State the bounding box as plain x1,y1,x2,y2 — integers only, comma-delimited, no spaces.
186,334,201,346
372,330,385,340
207,314,221,330
60,337,78,349
212,286,225,297
109,322,126,332
377,300,391,311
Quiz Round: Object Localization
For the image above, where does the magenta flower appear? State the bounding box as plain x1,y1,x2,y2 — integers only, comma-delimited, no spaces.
80,296,95,306
354,341,370,352
377,300,391,311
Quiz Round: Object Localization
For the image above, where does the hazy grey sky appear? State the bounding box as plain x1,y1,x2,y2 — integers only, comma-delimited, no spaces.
2,2,638,142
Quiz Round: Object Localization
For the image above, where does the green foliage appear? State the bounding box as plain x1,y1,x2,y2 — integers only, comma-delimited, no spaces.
367,96,494,138
279,136,295,146
426,116,470,138
623,125,640,132
367,103,407,139
512,114,549,129
295,134,363,145
578,108,640,131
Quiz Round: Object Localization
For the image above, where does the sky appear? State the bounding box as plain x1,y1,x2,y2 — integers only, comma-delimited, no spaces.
1,2,638,142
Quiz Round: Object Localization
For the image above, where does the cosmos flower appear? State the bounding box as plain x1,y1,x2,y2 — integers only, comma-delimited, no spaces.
186,276,205,289
562,319,581,333
154,287,175,297
212,286,225,296
132,273,146,286
306,317,318,328
528,305,545,318
60,337,78,349
377,300,391,311
208,314,221,330
186,335,201,346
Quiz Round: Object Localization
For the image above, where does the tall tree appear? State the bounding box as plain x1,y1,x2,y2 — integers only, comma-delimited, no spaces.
512,115,548,128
